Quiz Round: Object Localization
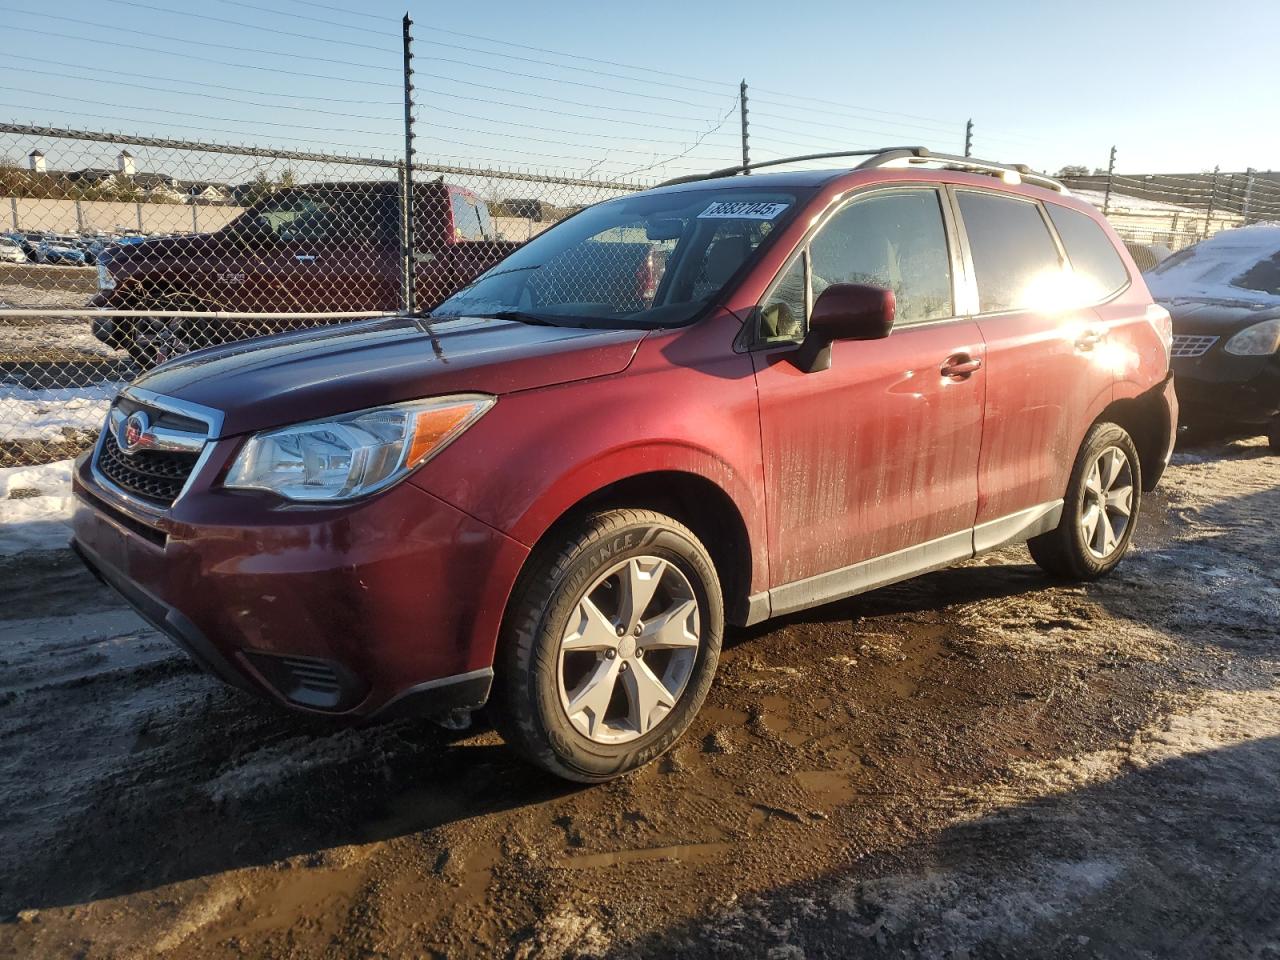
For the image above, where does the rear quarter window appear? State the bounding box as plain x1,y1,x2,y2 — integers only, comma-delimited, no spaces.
1046,204,1130,301
957,191,1062,313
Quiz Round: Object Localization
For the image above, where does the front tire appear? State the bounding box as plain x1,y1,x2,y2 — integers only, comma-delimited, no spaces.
1029,422,1142,580
493,509,723,782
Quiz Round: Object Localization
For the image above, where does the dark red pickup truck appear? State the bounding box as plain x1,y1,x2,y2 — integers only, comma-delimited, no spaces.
90,180,519,365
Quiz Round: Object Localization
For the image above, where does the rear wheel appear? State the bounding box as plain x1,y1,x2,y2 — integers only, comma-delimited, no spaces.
1029,422,1142,580
492,509,723,782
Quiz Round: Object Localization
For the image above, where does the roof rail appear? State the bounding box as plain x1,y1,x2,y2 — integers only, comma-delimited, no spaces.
863,150,1068,193
656,147,929,187
657,146,1067,193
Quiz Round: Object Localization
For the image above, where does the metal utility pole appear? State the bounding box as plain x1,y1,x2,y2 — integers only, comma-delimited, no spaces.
964,119,973,157
739,79,750,173
401,13,417,314
1102,145,1116,216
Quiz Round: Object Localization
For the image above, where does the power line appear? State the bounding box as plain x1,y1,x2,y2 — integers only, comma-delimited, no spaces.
417,118,736,161
8,67,398,122
75,0,733,108
409,38,737,101
415,72,738,127
5,15,399,76
752,86,962,128
212,0,398,33
2,87,398,136
3,54,401,106
6,25,401,88
420,25,729,91
424,104,736,153
417,87,736,137
90,0,399,55
0,104,398,155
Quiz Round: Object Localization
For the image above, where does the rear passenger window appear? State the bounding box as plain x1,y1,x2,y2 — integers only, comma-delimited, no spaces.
1046,204,1130,300
807,190,954,325
958,192,1063,313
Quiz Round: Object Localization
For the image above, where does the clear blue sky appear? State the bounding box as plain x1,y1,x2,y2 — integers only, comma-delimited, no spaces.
2,0,1277,180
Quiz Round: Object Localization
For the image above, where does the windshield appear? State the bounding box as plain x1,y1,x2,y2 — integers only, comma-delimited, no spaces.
431,186,807,328
1147,227,1280,301
228,188,391,244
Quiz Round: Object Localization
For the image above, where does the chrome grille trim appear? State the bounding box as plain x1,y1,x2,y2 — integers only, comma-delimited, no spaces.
1170,334,1219,359
90,388,223,515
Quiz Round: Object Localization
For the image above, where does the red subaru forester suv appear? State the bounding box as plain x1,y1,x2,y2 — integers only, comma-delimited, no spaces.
71,149,1177,781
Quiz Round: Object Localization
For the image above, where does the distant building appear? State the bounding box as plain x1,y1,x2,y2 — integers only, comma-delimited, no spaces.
11,149,233,204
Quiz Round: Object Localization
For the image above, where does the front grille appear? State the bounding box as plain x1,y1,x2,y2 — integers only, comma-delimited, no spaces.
1171,334,1219,358
97,429,200,508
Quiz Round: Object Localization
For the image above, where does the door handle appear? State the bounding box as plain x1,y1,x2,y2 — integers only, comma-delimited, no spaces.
1075,331,1103,351
941,354,983,379
295,254,317,263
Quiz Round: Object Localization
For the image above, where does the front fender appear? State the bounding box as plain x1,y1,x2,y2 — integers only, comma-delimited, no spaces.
410,318,769,594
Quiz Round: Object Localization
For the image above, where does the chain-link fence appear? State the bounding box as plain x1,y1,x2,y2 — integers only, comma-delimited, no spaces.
0,124,643,467
1060,168,1280,269
3,121,1278,469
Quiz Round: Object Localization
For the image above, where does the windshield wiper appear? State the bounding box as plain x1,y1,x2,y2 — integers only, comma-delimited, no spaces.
483,310,563,326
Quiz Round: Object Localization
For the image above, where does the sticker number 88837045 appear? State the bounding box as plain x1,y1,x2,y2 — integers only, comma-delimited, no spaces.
697,201,790,220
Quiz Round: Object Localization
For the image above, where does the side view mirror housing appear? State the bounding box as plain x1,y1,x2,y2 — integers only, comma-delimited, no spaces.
792,283,896,373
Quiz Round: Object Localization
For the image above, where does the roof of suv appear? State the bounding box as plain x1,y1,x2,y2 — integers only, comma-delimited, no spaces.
648,148,1068,199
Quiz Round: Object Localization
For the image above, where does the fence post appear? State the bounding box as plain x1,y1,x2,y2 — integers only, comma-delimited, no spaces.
1243,167,1256,223
401,13,417,315
1102,145,1116,216
74,198,83,233
739,79,750,172
964,119,973,157
9,197,17,231
191,204,198,233
1204,165,1220,236
135,202,143,232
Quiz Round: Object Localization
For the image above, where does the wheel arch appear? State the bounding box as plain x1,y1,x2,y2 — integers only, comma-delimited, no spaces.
513,466,759,628
1094,385,1173,491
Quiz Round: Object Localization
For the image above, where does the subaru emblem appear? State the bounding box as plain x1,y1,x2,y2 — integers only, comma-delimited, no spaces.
119,411,150,454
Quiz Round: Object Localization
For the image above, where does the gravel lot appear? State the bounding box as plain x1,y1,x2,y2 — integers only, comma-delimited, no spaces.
0,436,1277,959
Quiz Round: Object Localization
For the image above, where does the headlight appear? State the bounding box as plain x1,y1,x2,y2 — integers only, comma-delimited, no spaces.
1223,317,1280,356
97,261,115,290
224,395,494,502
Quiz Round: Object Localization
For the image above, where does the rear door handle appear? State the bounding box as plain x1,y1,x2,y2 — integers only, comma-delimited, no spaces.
1075,331,1103,351
941,354,983,379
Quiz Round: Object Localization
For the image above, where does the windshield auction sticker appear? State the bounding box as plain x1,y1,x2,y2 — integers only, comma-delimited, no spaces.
698,200,790,220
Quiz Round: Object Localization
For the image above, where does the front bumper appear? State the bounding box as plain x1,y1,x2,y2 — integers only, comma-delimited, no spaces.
1172,350,1280,429
71,450,529,718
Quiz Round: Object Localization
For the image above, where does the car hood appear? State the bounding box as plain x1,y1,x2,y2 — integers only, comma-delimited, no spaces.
135,315,647,437
1159,296,1280,335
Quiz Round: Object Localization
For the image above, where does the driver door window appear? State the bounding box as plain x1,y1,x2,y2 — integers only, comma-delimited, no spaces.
760,189,954,342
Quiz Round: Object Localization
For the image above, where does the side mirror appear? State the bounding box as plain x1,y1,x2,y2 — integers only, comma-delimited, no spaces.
792,283,895,373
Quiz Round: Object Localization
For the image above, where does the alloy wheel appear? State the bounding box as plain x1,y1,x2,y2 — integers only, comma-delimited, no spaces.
1080,445,1134,559
556,555,701,744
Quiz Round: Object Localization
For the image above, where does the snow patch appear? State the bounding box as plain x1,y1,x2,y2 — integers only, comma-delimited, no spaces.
0,382,121,442
0,458,75,555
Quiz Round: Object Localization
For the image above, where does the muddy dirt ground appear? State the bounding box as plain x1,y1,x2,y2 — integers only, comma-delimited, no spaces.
1,437,1277,959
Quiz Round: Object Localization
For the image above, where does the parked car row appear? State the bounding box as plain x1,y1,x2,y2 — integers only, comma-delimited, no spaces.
2,230,159,266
